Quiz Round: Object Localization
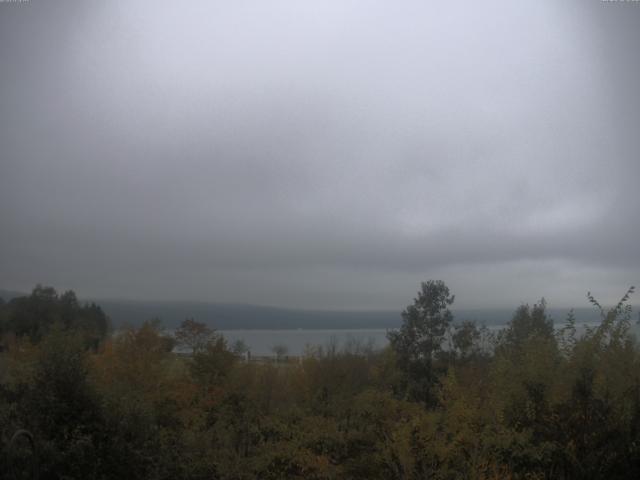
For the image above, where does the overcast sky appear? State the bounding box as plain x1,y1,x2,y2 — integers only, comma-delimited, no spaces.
1,0,639,310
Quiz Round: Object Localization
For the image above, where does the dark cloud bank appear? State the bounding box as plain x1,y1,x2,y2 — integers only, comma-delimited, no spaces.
1,0,639,310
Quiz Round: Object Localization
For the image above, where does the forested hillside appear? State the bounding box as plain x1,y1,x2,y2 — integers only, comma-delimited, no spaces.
0,289,606,330
1,282,639,479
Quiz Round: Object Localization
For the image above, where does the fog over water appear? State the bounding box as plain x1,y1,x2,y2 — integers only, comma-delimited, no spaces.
1,1,639,310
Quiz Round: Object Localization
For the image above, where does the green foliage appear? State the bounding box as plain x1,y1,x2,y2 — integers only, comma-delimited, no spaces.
17,327,103,479
174,317,215,354
452,320,483,360
496,298,555,354
387,280,455,405
190,335,237,389
0,285,109,346
232,339,250,356
2,282,640,479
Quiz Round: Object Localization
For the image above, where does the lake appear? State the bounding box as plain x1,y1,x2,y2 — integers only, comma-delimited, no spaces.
220,320,623,356
219,329,389,356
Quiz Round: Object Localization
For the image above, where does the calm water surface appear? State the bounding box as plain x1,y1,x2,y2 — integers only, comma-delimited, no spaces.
219,321,620,356
219,329,389,356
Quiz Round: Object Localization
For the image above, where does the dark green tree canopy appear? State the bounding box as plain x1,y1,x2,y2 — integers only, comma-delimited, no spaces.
387,280,455,404
1,285,110,345
2,283,640,480
498,299,554,352
452,320,482,360
174,317,216,354
388,280,455,364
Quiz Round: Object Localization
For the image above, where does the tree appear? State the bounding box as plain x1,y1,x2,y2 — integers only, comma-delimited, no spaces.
191,336,236,388
174,318,215,354
272,344,289,363
452,320,481,360
0,298,7,338
387,280,454,404
497,299,554,353
7,285,59,341
23,327,103,478
232,339,250,357
4,286,109,347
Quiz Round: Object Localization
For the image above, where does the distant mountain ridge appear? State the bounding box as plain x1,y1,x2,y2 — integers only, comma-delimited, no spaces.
96,299,401,330
0,289,25,301
92,300,608,330
0,288,617,330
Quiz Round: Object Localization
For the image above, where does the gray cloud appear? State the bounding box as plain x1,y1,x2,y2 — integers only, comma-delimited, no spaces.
1,0,639,309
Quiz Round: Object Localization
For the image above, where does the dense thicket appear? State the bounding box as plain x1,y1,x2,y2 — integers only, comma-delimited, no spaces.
1,283,639,479
0,285,109,347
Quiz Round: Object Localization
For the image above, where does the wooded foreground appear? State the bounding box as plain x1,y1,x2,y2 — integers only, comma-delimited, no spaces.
1,282,639,479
